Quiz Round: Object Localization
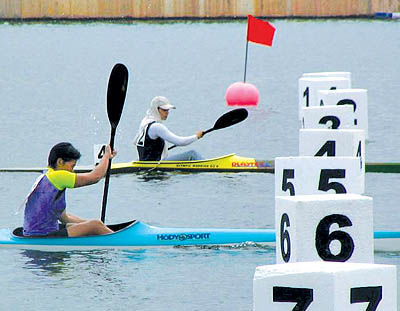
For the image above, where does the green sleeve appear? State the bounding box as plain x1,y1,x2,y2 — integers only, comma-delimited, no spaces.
46,169,76,190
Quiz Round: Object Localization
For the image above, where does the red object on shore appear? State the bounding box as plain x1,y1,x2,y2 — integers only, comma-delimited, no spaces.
225,82,259,106
247,15,275,46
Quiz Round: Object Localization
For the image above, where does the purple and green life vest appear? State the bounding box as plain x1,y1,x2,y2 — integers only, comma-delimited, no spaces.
23,175,66,236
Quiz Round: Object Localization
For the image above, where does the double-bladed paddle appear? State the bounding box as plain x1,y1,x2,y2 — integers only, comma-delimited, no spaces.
168,108,248,150
101,63,129,223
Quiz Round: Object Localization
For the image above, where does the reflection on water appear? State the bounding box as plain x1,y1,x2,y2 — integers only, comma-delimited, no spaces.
21,248,151,276
120,249,148,262
21,250,71,275
20,245,272,276
136,171,172,182
174,241,276,251
20,249,117,276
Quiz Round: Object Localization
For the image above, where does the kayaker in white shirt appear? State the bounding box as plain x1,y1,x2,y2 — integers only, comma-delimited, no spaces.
133,96,203,161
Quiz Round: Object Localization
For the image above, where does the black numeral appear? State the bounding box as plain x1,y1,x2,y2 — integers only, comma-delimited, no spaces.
303,87,309,107
280,213,291,263
319,115,341,129
315,141,336,157
273,286,313,311
315,214,354,262
357,141,363,169
356,141,362,157
318,169,346,193
271,285,382,310
337,98,357,125
282,169,295,196
351,286,382,311
97,145,106,159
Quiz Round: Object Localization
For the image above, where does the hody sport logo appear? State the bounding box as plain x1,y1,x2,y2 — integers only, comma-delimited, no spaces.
157,233,211,241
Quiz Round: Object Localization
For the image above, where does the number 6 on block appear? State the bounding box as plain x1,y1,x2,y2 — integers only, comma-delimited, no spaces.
275,194,373,264
275,157,364,197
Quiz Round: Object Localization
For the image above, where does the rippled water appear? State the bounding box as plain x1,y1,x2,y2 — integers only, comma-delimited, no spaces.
0,19,399,310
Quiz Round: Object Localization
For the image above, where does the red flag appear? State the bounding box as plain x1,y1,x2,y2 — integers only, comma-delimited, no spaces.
246,15,275,46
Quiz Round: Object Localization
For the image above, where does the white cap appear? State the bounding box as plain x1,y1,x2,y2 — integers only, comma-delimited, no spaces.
151,96,176,110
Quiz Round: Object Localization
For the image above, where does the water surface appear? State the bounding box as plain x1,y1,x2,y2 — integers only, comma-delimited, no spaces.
0,19,399,310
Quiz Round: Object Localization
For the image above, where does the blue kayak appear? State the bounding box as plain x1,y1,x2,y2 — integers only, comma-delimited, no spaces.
0,220,398,252
0,220,275,251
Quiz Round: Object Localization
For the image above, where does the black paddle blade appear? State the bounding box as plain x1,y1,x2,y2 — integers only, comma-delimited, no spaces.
107,63,129,129
213,108,248,130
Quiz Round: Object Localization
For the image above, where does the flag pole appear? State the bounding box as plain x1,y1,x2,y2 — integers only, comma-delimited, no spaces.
243,40,249,83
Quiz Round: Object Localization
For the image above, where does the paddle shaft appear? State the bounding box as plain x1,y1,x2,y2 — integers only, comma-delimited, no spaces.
101,128,116,222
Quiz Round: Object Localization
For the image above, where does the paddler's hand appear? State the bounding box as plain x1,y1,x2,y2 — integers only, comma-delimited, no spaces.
76,145,118,187
196,131,204,139
105,145,117,160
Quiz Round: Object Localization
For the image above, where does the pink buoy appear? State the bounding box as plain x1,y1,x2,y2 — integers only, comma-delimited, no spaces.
225,82,259,106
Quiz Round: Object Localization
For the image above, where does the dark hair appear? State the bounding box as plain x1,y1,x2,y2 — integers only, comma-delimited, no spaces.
48,142,81,168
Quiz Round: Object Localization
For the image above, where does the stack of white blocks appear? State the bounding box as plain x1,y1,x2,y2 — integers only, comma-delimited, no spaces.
253,72,397,310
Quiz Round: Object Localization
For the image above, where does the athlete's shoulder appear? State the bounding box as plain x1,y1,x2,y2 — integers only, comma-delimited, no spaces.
46,168,76,190
148,122,168,134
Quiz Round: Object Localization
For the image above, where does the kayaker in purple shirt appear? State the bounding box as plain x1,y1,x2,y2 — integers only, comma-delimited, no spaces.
23,142,116,237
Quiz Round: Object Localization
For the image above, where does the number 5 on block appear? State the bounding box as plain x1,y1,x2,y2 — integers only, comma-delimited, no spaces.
275,157,364,197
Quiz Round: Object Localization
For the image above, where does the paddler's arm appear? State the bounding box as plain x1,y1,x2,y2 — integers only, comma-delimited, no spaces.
149,123,203,146
60,210,85,224
74,145,117,188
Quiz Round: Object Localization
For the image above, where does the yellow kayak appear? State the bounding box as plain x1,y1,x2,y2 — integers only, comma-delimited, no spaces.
108,153,274,174
0,154,273,174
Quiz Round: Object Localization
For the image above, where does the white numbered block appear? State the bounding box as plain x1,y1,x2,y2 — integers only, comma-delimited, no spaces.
275,194,373,264
275,156,364,197
318,89,369,139
302,71,352,82
299,129,365,172
253,261,397,311
301,105,354,130
298,77,351,120
93,144,106,166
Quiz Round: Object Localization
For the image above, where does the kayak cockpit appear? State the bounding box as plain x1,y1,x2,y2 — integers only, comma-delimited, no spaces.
107,220,137,232
11,220,138,238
